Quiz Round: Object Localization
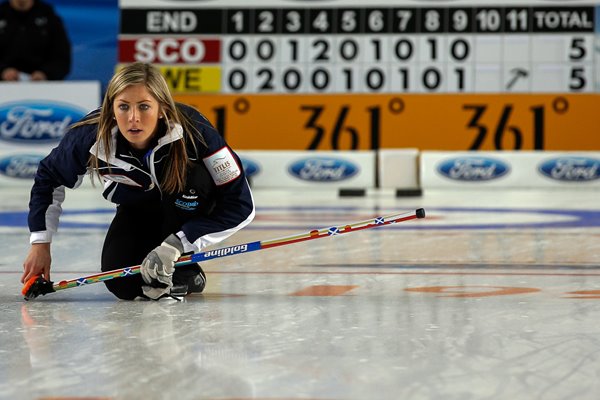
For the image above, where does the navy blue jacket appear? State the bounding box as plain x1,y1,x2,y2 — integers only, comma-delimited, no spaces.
28,104,255,253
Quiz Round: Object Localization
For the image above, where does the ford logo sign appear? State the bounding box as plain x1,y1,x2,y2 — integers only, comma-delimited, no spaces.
288,157,359,182
0,154,43,179
437,156,510,181
538,157,600,182
240,157,260,178
0,100,87,143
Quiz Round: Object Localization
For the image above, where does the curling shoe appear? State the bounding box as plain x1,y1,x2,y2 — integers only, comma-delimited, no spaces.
171,265,206,296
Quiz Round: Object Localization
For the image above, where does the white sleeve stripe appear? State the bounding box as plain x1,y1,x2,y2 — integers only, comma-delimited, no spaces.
197,205,255,251
45,186,65,234
30,186,66,244
105,182,118,202
72,173,87,189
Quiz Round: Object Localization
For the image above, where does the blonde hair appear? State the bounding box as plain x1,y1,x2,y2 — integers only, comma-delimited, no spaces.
74,62,204,194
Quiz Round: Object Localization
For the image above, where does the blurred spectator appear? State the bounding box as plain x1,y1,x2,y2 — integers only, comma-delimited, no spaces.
0,0,71,81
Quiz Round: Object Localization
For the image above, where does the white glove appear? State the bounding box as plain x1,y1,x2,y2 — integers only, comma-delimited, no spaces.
140,234,183,299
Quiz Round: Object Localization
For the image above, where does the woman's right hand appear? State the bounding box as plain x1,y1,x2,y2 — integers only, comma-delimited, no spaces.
22,243,52,284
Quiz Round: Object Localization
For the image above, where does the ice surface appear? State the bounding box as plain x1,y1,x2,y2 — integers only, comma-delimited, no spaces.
1,187,599,399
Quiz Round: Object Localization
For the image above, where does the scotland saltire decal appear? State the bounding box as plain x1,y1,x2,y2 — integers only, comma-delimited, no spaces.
538,157,600,182
288,157,359,182
240,157,260,178
437,156,510,181
0,154,44,179
0,100,87,144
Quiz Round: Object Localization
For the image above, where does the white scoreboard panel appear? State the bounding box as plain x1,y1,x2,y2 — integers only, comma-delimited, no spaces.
118,1,600,151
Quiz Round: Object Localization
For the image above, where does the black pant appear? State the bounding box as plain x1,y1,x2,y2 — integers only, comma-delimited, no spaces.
101,204,198,300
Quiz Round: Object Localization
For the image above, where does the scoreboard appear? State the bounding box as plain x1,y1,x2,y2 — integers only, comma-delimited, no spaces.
118,0,600,151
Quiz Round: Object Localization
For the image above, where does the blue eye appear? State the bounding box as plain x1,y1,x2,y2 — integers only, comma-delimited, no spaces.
139,104,150,111
118,104,129,111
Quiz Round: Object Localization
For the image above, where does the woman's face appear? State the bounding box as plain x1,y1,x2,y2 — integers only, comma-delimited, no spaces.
113,84,162,150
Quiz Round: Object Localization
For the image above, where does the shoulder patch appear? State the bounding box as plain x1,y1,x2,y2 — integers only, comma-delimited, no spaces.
203,147,241,186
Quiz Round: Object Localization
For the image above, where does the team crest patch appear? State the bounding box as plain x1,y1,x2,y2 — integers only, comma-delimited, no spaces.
102,174,143,187
203,147,241,186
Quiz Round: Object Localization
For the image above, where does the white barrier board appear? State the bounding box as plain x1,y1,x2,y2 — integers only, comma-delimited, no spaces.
0,81,101,187
238,150,375,189
378,149,420,189
421,151,600,188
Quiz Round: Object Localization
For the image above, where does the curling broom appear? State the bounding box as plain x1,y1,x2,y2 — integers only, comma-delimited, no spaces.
22,208,425,300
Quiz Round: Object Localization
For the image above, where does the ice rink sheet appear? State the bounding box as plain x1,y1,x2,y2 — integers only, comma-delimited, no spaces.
0,187,599,400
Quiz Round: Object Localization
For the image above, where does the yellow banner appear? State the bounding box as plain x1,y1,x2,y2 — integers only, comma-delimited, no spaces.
158,66,221,94
174,94,599,151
